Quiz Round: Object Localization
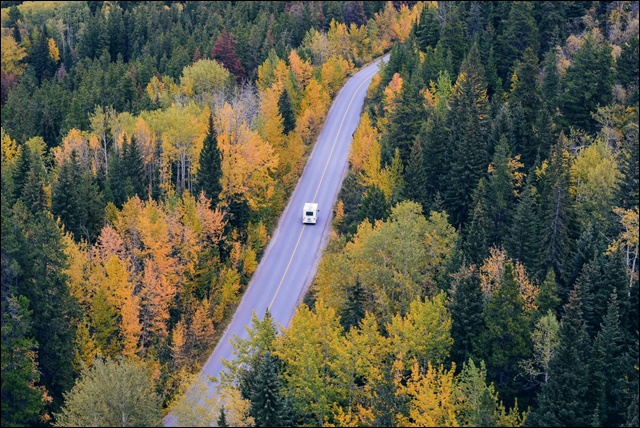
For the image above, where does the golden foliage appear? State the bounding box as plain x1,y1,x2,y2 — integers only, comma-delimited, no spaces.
1,34,27,75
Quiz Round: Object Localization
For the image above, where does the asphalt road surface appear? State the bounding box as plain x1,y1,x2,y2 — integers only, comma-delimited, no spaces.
164,54,388,426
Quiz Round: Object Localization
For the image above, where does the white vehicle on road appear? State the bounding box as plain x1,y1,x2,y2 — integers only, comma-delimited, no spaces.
303,202,318,224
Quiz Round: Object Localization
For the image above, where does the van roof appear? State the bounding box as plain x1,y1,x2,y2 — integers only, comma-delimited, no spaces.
304,202,318,210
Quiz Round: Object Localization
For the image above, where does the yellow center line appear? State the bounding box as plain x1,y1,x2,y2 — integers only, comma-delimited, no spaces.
268,65,381,311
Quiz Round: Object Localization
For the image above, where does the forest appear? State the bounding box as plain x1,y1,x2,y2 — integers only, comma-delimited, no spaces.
1,1,639,427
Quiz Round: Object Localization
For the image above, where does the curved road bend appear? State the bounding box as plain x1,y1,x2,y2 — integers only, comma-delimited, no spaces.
165,54,388,426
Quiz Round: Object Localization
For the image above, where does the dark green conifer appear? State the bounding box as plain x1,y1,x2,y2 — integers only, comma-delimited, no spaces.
195,114,222,208
278,88,295,135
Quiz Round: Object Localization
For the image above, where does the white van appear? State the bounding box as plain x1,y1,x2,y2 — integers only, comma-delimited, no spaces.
303,202,318,224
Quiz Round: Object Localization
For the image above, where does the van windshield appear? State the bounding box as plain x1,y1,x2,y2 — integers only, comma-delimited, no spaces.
306,211,314,216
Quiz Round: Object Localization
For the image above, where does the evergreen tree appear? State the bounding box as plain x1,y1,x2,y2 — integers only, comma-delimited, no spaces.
536,270,561,316
509,47,542,168
589,291,632,427
196,115,222,208
106,146,127,208
217,407,228,427
445,42,489,227
540,48,560,112
438,5,469,76
403,137,427,210
463,178,490,266
357,185,390,225
474,262,531,404
616,36,639,91
506,171,539,274
383,69,425,165
339,276,367,332
277,88,295,135
245,351,291,427
618,118,639,209
51,151,83,239
558,32,614,133
420,100,449,206
10,143,31,203
30,26,57,83
1,295,46,426
496,2,540,85
485,135,517,246
415,5,440,51
537,134,574,287
526,286,591,427
122,135,146,200
449,267,485,366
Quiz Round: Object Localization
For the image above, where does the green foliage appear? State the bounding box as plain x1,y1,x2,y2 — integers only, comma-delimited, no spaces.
277,88,296,135
1,295,47,427
559,32,614,134
53,356,162,427
357,184,390,225
403,137,427,210
526,287,591,427
445,42,489,226
415,5,440,51
474,263,532,404
195,114,222,208
449,267,485,366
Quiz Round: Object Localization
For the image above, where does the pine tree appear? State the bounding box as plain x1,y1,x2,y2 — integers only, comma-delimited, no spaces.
217,407,228,427
618,118,639,209
339,276,367,332
415,5,440,51
384,69,426,166
123,136,146,200
196,114,222,208
506,171,539,274
485,135,517,246
437,5,469,76
277,88,295,135
463,179,490,266
558,32,614,133
1,295,47,426
403,137,427,210
509,47,541,168
357,185,390,225
52,151,83,240
616,36,639,90
421,102,449,206
496,2,540,85
30,26,57,83
474,262,531,404
536,270,561,316
449,267,485,366
526,286,591,427
246,351,291,427
11,143,31,204
445,42,489,227
537,134,574,287
588,291,632,427
541,49,560,112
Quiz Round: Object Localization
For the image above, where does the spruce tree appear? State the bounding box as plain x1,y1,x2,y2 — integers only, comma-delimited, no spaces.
340,276,367,332
357,185,390,225
526,286,591,427
384,69,425,165
403,137,427,210
474,262,531,404
278,88,295,135
449,267,485,366
558,32,614,133
246,351,291,427
536,134,574,287
196,114,222,208
506,171,539,274
421,105,449,206
536,270,561,316
217,407,228,427
589,291,631,427
445,42,489,227
11,144,32,204
463,178,490,266
52,151,83,240
485,135,517,246
415,5,440,51
496,2,540,85
616,36,639,91
123,135,146,200
541,48,560,112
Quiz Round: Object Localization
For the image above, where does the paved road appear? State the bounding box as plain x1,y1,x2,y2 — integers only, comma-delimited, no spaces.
164,54,387,426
